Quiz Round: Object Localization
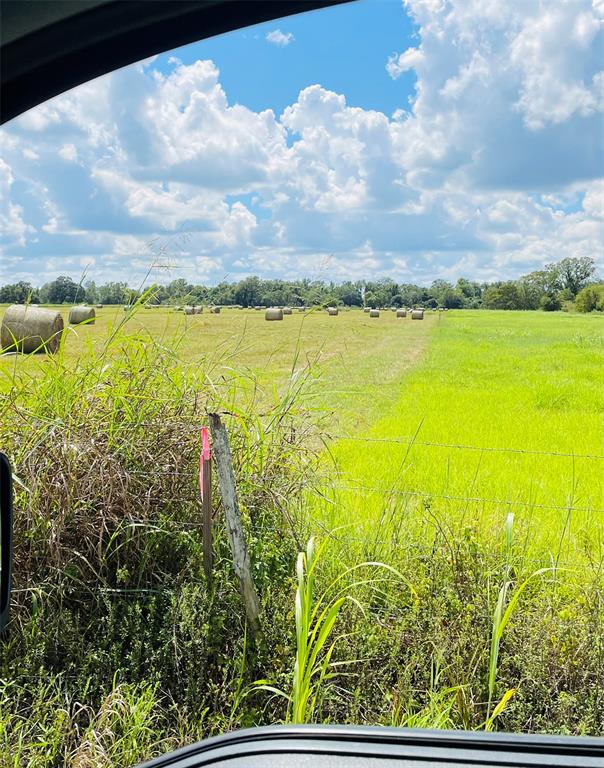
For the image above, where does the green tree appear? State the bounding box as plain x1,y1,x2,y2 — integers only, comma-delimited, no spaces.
322,295,338,308
456,277,482,301
556,257,596,297
84,280,99,304
519,270,556,308
42,275,80,304
233,277,263,307
483,282,523,310
430,279,453,306
365,278,398,307
209,281,236,305
98,282,129,304
398,284,424,308
166,279,194,299
0,281,38,303
440,288,465,308
539,293,562,311
336,281,363,306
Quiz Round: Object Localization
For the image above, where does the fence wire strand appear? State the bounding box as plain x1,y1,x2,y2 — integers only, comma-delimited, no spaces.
329,434,604,461
74,468,603,515
27,419,604,461
327,483,604,514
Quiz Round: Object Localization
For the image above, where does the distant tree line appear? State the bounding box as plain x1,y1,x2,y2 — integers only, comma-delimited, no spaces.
1,256,601,312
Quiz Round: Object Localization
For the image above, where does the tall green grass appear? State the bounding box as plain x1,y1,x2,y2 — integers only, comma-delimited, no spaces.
0,312,326,762
307,310,603,734
255,536,415,724
318,311,604,561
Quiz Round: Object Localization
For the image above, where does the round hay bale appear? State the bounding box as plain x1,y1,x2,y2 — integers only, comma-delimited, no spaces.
369,309,380,318
254,306,262,311
327,307,339,316
68,305,95,326
183,305,195,315
265,308,283,321
173,305,181,311
211,306,221,314
297,306,306,312
363,307,371,313
1,304,64,354
396,309,407,318
194,306,203,314
95,303,103,309
411,309,424,320
282,307,292,315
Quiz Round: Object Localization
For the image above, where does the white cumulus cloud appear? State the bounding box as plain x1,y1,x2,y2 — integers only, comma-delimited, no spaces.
0,0,602,286
386,47,424,79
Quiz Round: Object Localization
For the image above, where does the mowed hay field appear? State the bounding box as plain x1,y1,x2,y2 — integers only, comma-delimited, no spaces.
0,304,435,424
1,305,603,759
0,306,440,400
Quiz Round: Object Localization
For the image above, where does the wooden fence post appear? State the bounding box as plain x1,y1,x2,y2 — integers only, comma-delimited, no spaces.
199,427,213,583
208,412,261,636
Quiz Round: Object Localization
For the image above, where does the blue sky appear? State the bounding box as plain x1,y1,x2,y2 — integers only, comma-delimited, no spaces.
1,0,603,287
159,0,418,117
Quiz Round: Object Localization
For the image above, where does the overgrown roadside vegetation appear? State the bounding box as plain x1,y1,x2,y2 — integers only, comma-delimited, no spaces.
0,312,325,764
0,308,602,766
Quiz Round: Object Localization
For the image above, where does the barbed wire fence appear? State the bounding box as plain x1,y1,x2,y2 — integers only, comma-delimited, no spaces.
9,417,604,524
7,416,603,612
4,415,603,711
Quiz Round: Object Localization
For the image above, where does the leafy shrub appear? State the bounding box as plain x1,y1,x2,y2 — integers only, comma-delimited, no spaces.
539,293,562,311
575,283,604,313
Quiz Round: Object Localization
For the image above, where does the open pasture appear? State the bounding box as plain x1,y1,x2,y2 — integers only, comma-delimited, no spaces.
2,304,602,556
316,310,604,564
